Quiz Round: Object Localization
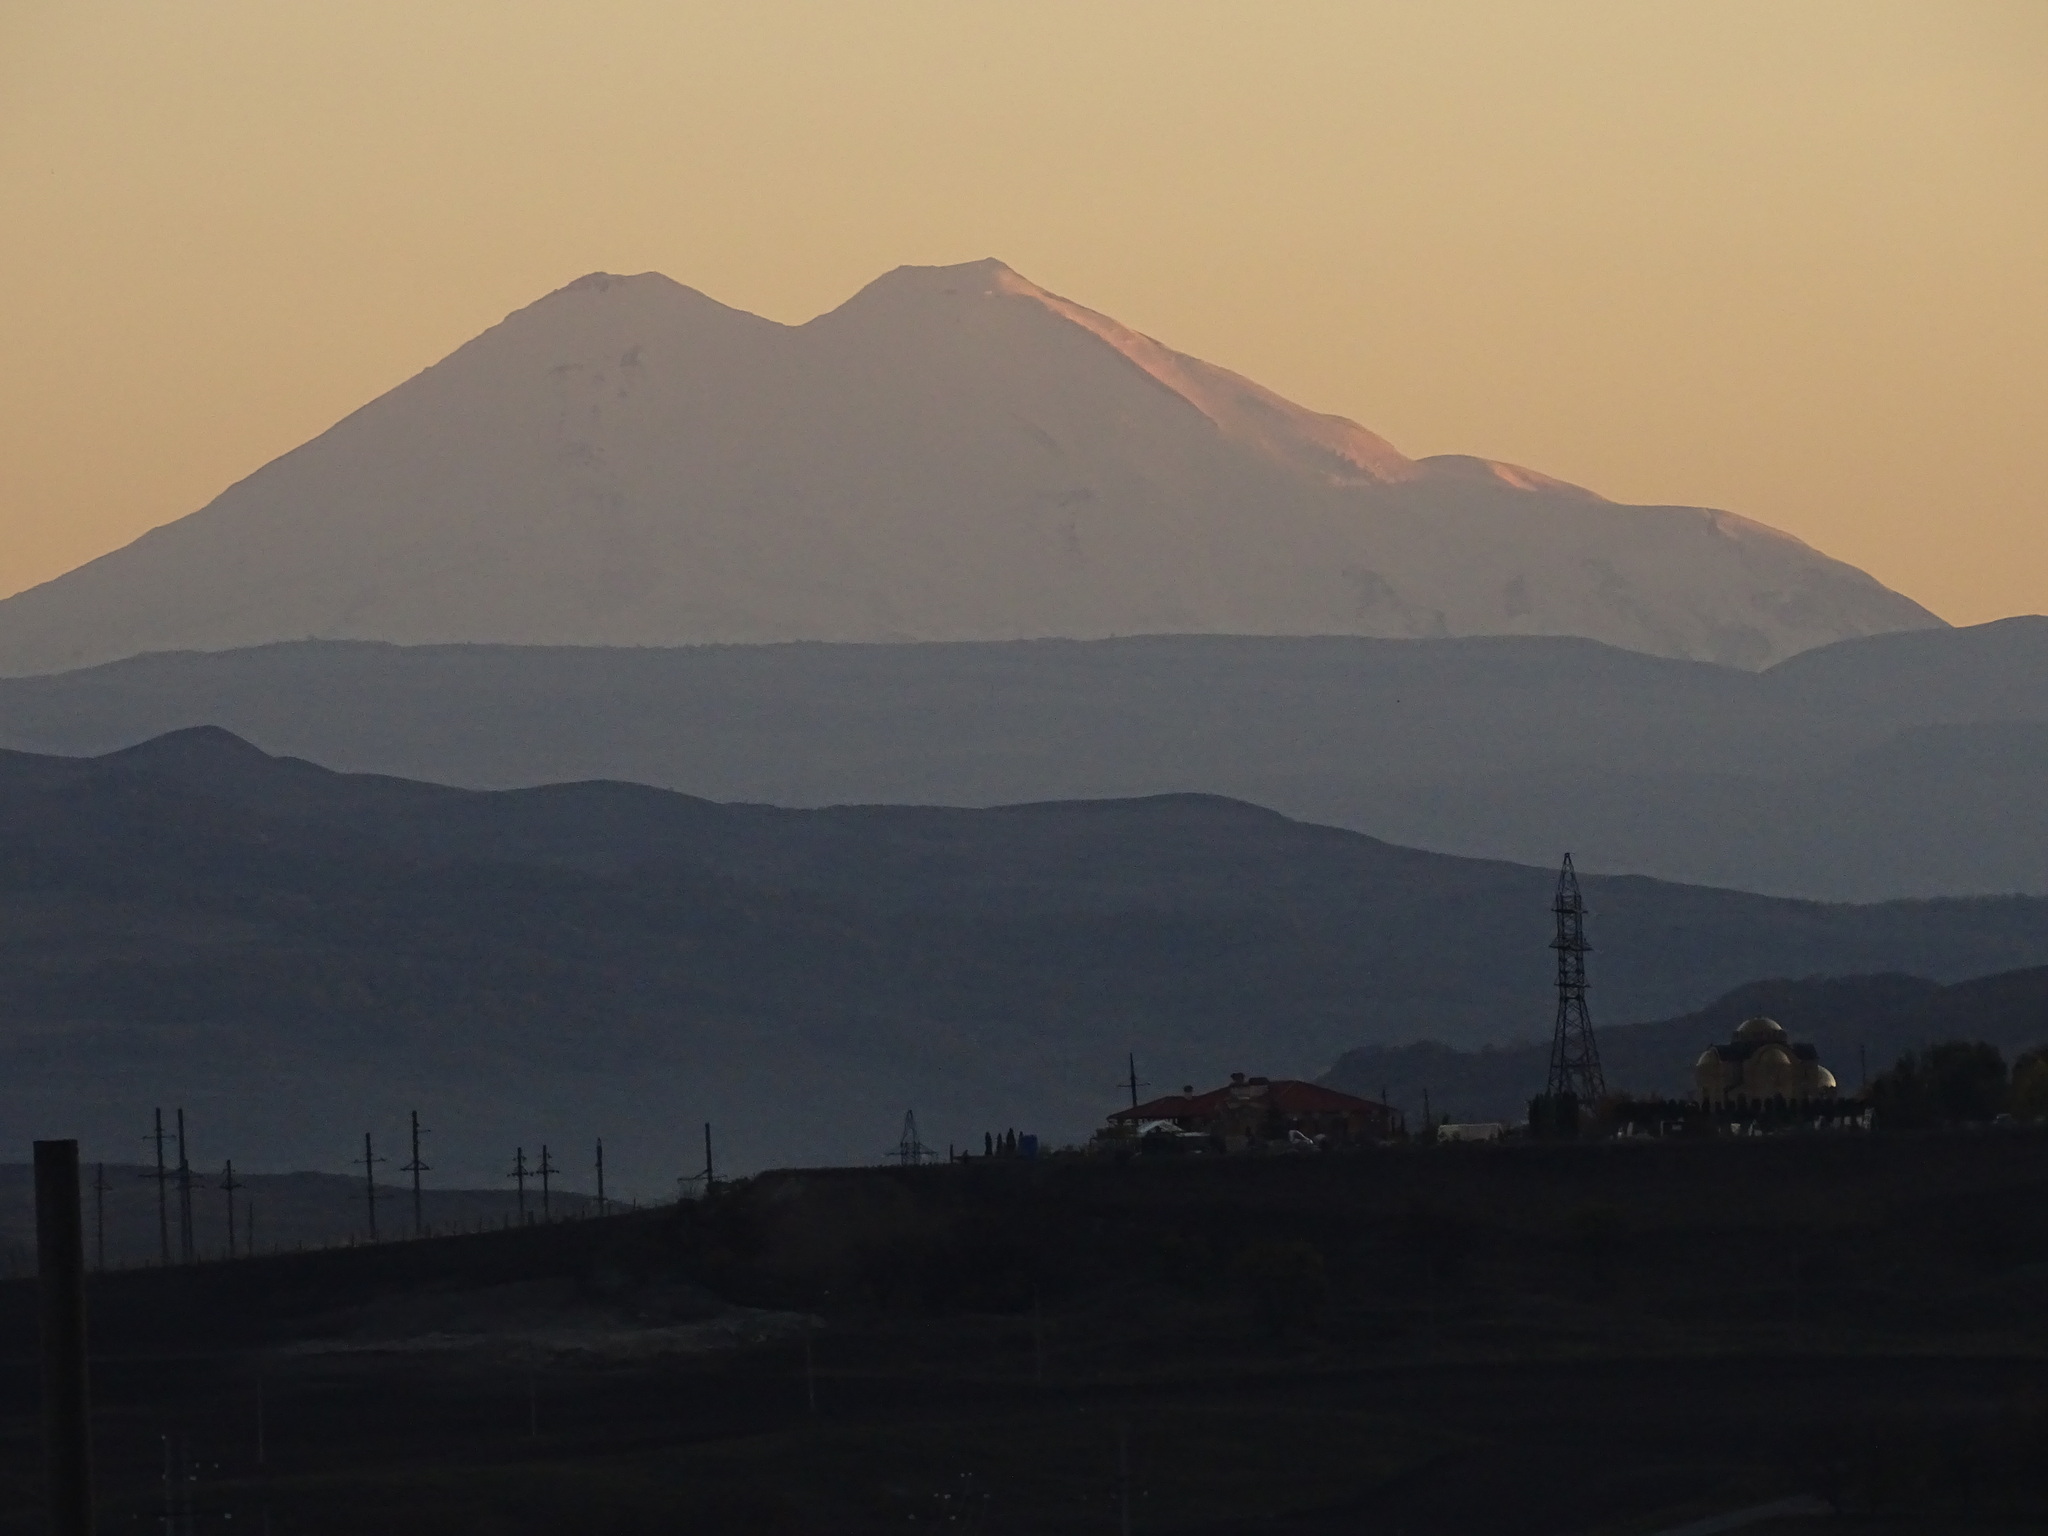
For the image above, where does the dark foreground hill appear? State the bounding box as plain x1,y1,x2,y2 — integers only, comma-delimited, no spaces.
1323,966,2048,1124
2,620,2045,900
1,1139,2045,1534
6,728,2048,1180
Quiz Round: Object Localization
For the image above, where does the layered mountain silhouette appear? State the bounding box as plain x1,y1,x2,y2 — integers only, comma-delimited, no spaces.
0,260,1938,675
5,728,2047,1177
5,618,2044,900
1322,967,2048,1125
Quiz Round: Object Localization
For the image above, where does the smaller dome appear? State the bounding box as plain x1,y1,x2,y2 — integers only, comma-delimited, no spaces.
1752,1044,1794,1067
1735,1016,1788,1041
1695,1049,1722,1070
1813,1067,1839,1091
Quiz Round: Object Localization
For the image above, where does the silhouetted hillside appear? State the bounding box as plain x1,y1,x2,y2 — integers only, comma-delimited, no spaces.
6,730,2048,1180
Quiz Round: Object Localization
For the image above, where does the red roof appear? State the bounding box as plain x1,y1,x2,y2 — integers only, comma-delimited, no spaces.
1111,1079,1387,1122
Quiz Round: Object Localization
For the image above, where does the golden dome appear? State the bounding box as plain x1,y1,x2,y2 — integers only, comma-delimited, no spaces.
1735,1017,1788,1042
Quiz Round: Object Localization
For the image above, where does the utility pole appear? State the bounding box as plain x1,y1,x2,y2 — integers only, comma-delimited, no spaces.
92,1163,109,1273
218,1161,243,1260
400,1112,430,1238
145,1110,171,1268
1125,1052,1147,1112
703,1124,715,1194
595,1139,607,1217
355,1133,386,1242
536,1145,557,1221
508,1147,530,1221
175,1109,195,1265
35,1140,95,1536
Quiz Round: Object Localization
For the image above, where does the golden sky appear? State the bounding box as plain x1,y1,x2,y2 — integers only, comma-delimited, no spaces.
2,1,2044,624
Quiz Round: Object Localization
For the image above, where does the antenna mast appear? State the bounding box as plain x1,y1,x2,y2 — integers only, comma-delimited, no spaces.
1545,854,1606,1103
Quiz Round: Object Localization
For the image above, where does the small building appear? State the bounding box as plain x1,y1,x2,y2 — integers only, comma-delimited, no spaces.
1107,1072,1399,1151
1694,1017,1839,1107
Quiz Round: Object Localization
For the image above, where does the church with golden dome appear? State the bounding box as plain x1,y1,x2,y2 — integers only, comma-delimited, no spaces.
1694,1017,1839,1107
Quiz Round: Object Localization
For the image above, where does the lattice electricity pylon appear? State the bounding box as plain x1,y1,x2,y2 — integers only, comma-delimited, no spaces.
1545,853,1607,1103
895,1110,933,1167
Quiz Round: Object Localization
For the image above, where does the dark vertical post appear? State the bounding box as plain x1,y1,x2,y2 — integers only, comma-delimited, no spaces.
400,1112,429,1239
175,1109,195,1265
91,1164,107,1273
356,1132,385,1241
509,1148,528,1221
536,1145,555,1220
219,1161,243,1260
703,1124,714,1194
151,1109,171,1267
1128,1053,1139,1111
35,1139,95,1536
595,1139,606,1217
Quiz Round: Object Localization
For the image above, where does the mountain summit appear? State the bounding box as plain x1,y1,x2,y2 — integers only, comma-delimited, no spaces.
0,260,1939,674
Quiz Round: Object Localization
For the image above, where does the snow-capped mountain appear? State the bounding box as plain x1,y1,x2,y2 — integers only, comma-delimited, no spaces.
0,259,1940,674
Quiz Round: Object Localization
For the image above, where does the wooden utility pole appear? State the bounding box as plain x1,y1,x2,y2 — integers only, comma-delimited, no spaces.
356,1133,386,1241
536,1145,556,1221
145,1110,172,1267
91,1163,109,1273
175,1109,195,1265
508,1148,530,1221
703,1124,715,1194
35,1139,95,1536
400,1112,430,1238
219,1161,244,1260
595,1139,607,1217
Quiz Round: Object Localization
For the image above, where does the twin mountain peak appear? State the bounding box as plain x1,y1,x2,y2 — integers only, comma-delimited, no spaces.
0,258,1940,677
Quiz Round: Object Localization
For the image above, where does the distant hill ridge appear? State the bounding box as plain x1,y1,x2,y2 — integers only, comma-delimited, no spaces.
3,618,2044,899
5,728,2048,1177
0,260,1937,675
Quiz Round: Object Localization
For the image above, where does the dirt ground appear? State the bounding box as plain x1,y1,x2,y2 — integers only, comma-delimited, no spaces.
2,1132,2045,1534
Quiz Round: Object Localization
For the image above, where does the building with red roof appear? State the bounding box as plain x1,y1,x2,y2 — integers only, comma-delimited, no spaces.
1107,1072,1400,1151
